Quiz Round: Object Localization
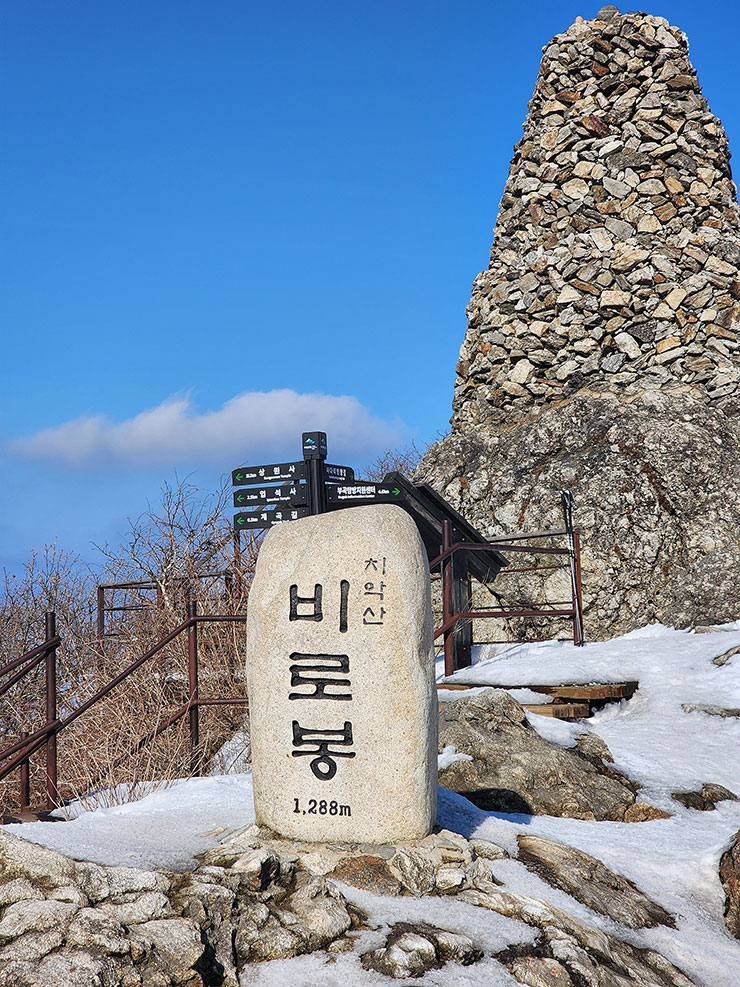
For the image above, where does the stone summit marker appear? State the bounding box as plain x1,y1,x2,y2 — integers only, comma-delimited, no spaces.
246,504,437,843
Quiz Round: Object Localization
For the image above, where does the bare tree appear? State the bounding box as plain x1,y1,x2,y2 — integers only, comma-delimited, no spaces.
363,441,424,482
0,477,261,814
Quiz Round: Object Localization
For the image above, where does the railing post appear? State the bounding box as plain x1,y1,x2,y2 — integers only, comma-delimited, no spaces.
44,612,59,808
233,530,243,598
187,600,200,775
20,731,30,812
573,531,585,646
97,585,105,639
442,520,454,678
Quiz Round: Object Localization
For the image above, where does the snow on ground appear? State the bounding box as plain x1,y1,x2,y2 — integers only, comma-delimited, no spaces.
238,945,523,987
3,774,257,871
3,624,740,983
446,624,740,794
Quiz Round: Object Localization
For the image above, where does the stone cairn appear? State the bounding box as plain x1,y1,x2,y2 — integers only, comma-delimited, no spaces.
417,5,740,637
453,4,740,427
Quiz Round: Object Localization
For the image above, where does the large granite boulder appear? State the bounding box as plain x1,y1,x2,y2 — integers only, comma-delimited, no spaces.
437,688,665,821
417,386,740,638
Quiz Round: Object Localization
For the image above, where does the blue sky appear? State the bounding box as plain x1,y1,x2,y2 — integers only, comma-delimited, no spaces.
2,0,739,571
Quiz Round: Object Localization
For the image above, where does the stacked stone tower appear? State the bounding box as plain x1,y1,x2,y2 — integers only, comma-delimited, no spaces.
453,4,740,428
418,6,740,638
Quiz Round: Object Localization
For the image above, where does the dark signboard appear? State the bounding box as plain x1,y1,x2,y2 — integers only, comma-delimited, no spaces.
234,506,310,530
233,484,307,507
324,464,355,484
326,482,402,504
302,431,327,459
232,462,305,486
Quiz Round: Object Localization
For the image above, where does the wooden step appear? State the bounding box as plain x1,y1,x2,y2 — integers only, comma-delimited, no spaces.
437,681,637,700
526,682,638,701
522,702,590,719
436,681,639,722
1,808,61,824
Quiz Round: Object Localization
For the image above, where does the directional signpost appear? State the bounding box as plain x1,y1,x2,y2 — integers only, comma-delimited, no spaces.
325,464,355,484
234,506,310,529
231,432,358,532
230,431,511,673
232,463,305,486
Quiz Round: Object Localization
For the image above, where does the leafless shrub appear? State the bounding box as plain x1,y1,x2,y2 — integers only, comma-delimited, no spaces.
363,441,424,481
1,478,259,814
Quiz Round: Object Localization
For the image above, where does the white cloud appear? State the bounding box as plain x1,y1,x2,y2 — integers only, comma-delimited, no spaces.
8,390,408,470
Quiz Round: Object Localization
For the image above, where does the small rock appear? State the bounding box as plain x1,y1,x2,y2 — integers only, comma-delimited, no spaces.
720,829,740,939
614,332,641,360
327,855,401,895
701,783,739,804
0,899,78,944
562,178,590,199
623,802,672,823
656,335,681,354
288,876,353,945
362,929,438,979
712,644,740,667
98,890,171,925
510,358,535,384
129,917,204,983
509,955,575,985
682,702,740,717
231,848,281,891
65,908,129,955
0,879,44,908
600,289,631,308
361,923,482,979
390,849,436,897
673,784,739,811
435,866,467,893
470,839,508,861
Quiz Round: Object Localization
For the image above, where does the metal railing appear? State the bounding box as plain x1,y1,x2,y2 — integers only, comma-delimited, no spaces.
0,604,247,812
431,519,585,677
96,571,236,638
2,521,584,807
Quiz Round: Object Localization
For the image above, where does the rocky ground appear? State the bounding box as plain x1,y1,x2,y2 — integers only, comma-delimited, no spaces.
3,623,740,985
0,817,709,987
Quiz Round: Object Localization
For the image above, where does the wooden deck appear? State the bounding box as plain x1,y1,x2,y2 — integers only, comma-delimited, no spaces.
437,681,638,720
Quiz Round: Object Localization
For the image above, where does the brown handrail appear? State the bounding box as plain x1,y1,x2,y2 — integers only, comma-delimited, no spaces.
0,608,249,812
433,521,585,675
0,651,47,701
0,635,61,679
435,608,577,638
429,540,571,568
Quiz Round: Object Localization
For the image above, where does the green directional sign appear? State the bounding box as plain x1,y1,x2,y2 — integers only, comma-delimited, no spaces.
326,482,402,504
234,505,310,530
232,462,305,486
233,484,307,507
